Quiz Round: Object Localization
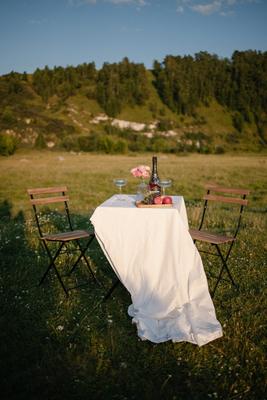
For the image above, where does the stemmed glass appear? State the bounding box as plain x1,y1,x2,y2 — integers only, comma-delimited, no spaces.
113,178,127,200
159,179,172,196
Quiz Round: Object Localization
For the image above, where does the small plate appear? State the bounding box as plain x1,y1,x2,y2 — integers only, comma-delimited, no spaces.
135,201,173,208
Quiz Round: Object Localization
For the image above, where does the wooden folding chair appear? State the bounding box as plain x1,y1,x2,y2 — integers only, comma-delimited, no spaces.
27,186,99,296
189,184,250,297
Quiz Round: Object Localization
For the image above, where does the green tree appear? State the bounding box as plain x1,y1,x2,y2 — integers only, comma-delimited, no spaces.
96,59,150,117
35,132,47,149
0,133,17,155
1,107,16,125
152,50,267,125
232,112,244,132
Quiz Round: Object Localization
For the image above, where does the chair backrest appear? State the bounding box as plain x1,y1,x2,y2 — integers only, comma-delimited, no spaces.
199,184,250,237
27,186,73,237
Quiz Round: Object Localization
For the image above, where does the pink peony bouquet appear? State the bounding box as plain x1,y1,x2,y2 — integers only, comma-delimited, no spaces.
130,165,151,179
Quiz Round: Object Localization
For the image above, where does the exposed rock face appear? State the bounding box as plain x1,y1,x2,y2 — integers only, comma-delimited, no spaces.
89,114,180,138
91,114,109,124
47,141,55,148
111,119,146,131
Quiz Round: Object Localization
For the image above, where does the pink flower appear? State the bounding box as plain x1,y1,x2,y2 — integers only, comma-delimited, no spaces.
131,165,151,179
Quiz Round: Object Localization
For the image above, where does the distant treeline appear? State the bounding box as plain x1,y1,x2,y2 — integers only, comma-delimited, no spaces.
4,50,267,135
154,51,267,125
3,51,267,123
31,59,150,117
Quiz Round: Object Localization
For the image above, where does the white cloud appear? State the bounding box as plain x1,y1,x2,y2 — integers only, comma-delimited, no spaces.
70,0,260,13
109,0,146,4
69,0,147,5
176,0,260,16
191,1,222,15
176,5,184,13
109,0,135,4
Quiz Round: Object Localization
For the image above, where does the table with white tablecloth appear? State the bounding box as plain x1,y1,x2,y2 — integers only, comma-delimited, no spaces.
90,194,222,346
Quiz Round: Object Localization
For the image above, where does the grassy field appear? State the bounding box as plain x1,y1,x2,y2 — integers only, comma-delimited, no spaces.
0,150,266,400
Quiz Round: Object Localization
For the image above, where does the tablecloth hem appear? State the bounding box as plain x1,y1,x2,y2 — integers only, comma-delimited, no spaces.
135,324,223,346
130,305,223,347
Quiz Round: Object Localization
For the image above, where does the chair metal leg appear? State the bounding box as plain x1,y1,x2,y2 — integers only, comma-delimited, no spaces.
40,235,103,297
103,278,121,301
40,241,69,296
70,236,98,281
211,244,237,297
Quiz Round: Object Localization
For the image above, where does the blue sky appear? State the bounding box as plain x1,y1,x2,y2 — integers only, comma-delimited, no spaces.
0,0,266,75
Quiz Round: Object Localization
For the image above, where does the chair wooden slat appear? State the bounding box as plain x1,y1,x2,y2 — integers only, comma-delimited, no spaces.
189,229,236,244
30,196,69,206
27,186,68,195
42,230,90,242
204,185,250,196
203,194,248,206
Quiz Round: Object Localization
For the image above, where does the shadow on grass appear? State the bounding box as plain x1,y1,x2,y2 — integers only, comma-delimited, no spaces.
0,200,266,400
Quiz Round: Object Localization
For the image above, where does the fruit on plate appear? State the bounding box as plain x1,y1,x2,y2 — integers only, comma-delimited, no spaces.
153,196,163,205
162,196,172,204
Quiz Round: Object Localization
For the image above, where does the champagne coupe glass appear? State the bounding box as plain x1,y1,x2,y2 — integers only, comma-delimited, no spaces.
113,178,127,200
159,179,172,196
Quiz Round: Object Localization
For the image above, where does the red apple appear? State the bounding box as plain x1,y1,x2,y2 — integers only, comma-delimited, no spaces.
153,196,163,205
162,196,172,204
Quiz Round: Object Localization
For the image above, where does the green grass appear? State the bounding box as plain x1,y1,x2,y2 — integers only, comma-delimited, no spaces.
197,100,234,134
0,150,266,399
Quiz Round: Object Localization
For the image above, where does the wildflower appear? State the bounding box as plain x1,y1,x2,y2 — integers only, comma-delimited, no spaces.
56,325,64,331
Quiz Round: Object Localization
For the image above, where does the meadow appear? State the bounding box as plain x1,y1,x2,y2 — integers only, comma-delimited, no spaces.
0,150,266,400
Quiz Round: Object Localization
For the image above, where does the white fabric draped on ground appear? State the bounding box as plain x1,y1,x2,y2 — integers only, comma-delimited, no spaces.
90,194,222,346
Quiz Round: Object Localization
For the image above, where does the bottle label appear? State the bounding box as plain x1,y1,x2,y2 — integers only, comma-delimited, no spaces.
149,156,161,196
149,183,161,196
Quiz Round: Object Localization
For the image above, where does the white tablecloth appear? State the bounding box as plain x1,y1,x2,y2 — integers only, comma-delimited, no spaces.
90,194,222,346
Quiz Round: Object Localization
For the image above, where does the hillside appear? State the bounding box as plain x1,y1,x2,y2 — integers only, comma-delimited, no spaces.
0,52,267,154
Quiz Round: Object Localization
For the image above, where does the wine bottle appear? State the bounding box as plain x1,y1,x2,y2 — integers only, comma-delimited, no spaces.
149,156,161,196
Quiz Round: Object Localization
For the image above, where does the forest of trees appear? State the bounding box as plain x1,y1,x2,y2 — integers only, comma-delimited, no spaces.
1,50,267,154
29,51,267,121
32,62,97,101
4,51,266,124
29,58,150,117
153,51,267,130
96,58,150,116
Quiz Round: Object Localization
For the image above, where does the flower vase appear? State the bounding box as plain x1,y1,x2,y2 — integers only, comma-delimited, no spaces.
136,179,148,201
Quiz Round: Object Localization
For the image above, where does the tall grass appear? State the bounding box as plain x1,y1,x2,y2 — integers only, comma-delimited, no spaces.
1,150,266,214
0,150,266,399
